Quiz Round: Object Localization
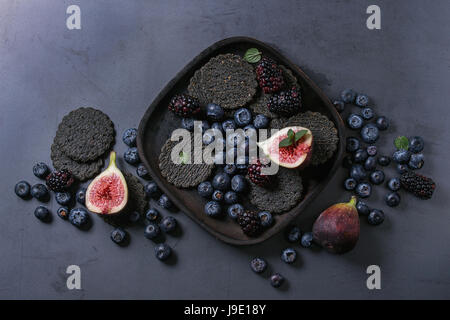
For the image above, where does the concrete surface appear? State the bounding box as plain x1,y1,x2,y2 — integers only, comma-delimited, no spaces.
0,0,449,299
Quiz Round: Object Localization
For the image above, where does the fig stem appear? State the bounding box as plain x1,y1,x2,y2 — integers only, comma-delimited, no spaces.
108,151,117,168
348,196,357,207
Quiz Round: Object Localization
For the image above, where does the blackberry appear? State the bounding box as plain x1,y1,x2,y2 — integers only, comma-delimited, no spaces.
400,172,436,199
168,94,201,118
268,86,301,117
237,210,262,237
247,159,271,187
46,169,74,192
255,57,284,93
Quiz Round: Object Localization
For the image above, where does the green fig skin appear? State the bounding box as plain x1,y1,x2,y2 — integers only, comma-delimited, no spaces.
312,196,360,254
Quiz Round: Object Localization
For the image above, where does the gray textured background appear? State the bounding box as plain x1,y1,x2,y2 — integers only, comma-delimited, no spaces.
1,0,449,299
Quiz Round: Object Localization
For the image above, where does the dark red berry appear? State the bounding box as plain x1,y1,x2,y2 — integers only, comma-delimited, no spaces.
256,57,285,94
247,159,272,187
168,94,201,118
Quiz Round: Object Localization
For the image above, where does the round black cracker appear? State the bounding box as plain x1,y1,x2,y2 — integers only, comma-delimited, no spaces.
280,65,298,88
188,54,257,109
248,167,303,214
100,171,148,227
54,107,115,162
286,111,339,166
249,92,279,119
159,134,214,188
269,117,289,130
51,142,103,181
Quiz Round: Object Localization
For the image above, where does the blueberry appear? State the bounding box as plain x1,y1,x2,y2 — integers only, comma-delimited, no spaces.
202,131,215,146
250,257,267,274
15,181,30,199
181,118,195,131
353,149,369,163
333,100,345,113
409,136,424,153
55,192,72,206
281,248,297,264
57,206,69,220
212,190,224,202
342,155,353,169
69,208,89,227
356,201,370,216
270,273,285,288
154,243,171,261
227,203,244,220
128,211,141,223
145,181,161,199
341,89,356,103
408,153,424,169
387,178,401,191
222,119,236,131
194,120,210,133
145,208,160,222
346,137,360,153
244,125,257,140
300,232,313,248
364,156,377,171
385,192,400,207
285,225,301,243
144,223,160,239
231,175,247,193
160,216,177,233
205,201,222,218
122,128,138,147
158,194,173,209
136,163,150,179
360,123,379,143
347,113,364,129
124,147,140,165
224,191,238,204
344,178,357,191
366,145,377,156
234,108,252,127
34,206,50,221
361,107,374,119
392,150,411,164
197,181,213,198
258,211,273,228
355,94,369,107
111,228,127,244
223,164,237,175
206,103,224,121
375,116,389,130
211,122,224,133
32,162,49,179
368,209,385,226
355,182,372,198
396,164,408,174
370,170,385,185
30,184,49,202
212,172,231,191
76,188,86,205
378,156,391,166
253,114,269,129
350,164,367,182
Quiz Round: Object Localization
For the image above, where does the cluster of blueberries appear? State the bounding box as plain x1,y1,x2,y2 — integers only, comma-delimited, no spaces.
14,163,90,227
334,89,426,226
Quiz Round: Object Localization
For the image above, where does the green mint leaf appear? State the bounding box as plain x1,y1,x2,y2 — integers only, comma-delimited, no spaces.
288,129,295,141
243,48,262,63
279,137,293,148
294,130,308,143
394,136,409,150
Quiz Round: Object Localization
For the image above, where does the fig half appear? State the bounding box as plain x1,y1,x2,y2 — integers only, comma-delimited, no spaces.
257,126,313,169
86,151,128,215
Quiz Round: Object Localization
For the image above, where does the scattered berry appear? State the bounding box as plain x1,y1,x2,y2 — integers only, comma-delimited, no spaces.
128,211,141,223
205,201,222,218
408,153,424,170
154,243,171,261
206,103,224,121
285,225,301,243
355,94,369,107
347,113,364,129
387,178,401,192
34,206,50,221
250,257,267,273
168,94,201,117
344,178,357,191
368,209,385,226
333,100,345,113
366,145,377,156
300,232,314,248
342,155,353,169
355,182,372,198
145,208,159,222
181,118,195,131
57,206,69,220
370,170,385,185
158,194,173,209
55,192,72,206
258,211,273,228
145,181,161,199
222,119,236,131
224,191,238,204
350,164,367,182
212,190,224,202
122,128,138,147
409,136,424,153
136,163,150,179
144,223,160,239
32,162,49,179
360,123,379,143
393,150,411,164
46,169,74,192
111,228,127,244
212,172,231,191
346,137,360,153
400,171,436,199
234,108,252,127
375,116,389,130
76,188,86,205
364,156,377,171
340,89,356,103
361,107,374,120
281,248,297,264
253,114,269,129
353,149,369,163
30,184,49,202
15,181,31,199
124,147,140,165
197,181,214,198
396,164,408,174
356,200,370,216
270,273,285,288
377,156,391,166
160,216,177,233
227,203,244,220
69,208,89,227
223,164,237,175
385,192,401,207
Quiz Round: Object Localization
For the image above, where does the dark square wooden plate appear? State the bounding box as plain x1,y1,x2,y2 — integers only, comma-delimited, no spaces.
137,37,345,245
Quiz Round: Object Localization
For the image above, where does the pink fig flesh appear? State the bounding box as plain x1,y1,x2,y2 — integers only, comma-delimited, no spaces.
312,196,360,254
